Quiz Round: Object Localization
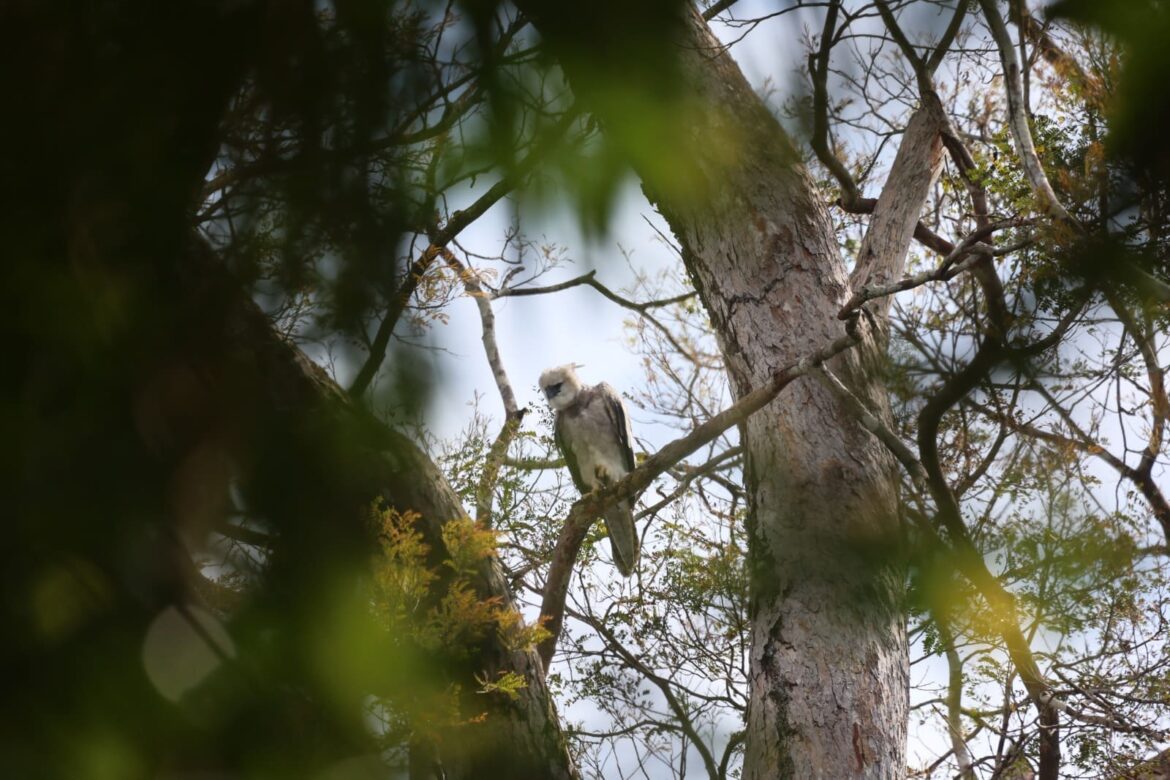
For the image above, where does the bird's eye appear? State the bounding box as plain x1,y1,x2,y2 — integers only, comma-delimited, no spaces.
544,382,563,399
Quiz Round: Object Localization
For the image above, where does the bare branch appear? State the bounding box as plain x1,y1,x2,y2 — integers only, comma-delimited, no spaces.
809,0,861,205
701,0,740,22
968,387,1170,544
840,218,1030,319
1103,286,1170,480
496,269,700,361
937,615,977,780
571,607,723,780
349,108,580,398
925,1,969,74
1008,4,1106,110
873,0,931,95
443,249,527,528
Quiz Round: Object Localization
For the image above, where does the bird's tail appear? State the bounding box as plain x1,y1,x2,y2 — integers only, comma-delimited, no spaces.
604,501,639,577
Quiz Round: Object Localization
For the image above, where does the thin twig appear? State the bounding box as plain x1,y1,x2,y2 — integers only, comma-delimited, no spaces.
349,108,580,397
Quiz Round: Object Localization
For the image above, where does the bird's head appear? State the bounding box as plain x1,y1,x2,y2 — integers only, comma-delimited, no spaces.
539,364,584,412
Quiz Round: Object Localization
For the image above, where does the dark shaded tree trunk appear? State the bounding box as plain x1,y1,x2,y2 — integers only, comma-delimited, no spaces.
1,3,576,776
178,241,579,780
2,5,272,770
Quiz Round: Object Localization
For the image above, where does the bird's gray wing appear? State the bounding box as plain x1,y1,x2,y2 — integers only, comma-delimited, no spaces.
555,413,589,494
597,382,636,473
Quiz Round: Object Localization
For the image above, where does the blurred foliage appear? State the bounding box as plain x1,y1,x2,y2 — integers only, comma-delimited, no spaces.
0,0,654,775
364,505,547,751
1053,0,1170,187
371,505,546,660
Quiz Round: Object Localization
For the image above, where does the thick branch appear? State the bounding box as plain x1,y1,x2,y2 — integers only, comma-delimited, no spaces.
822,343,1065,780
978,0,1074,225
915,329,1062,780
836,196,958,257
936,615,977,780
809,0,861,205
849,93,946,309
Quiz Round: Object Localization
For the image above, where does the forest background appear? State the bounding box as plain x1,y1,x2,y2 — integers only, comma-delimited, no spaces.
6,0,1170,778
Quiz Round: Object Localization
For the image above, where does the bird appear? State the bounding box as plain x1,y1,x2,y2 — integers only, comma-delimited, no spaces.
539,364,639,576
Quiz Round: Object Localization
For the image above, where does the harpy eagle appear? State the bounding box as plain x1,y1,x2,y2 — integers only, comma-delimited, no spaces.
539,364,639,576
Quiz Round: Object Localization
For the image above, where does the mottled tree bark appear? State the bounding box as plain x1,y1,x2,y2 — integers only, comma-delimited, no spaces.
650,22,904,774
520,5,944,775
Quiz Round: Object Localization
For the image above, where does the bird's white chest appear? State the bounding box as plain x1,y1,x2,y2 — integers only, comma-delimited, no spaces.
561,411,626,489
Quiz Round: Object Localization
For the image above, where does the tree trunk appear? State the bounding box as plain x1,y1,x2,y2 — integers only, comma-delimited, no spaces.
521,5,945,776
653,23,905,774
